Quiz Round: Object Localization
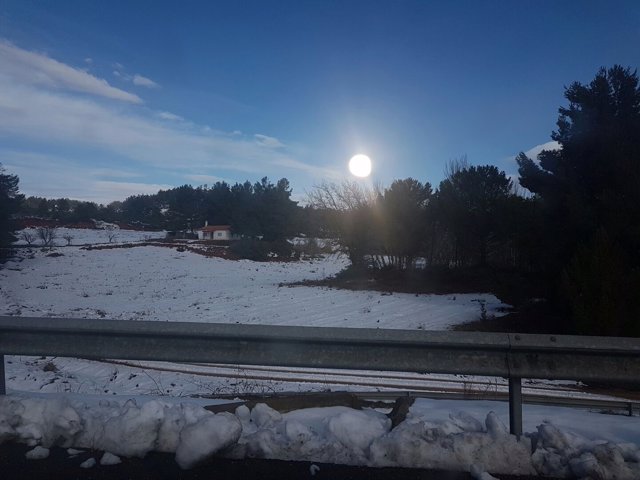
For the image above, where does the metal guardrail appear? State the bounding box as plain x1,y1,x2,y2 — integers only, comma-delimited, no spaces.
1,316,639,437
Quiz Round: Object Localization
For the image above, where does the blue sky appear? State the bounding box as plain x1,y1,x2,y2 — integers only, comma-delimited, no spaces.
1,0,639,204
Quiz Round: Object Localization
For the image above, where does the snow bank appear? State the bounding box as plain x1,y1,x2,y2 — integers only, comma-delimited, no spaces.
369,411,534,475
0,395,239,469
2,394,639,477
531,423,640,479
175,413,241,469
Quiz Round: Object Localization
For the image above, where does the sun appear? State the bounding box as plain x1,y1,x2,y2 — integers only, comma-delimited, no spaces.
348,154,372,177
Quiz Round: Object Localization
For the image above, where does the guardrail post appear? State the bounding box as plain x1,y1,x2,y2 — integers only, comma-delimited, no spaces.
509,377,522,438
0,354,5,395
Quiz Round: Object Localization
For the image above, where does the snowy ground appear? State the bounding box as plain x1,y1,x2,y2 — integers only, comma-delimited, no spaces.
13,227,165,247
3,229,639,477
2,231,506,327
2,230,510,396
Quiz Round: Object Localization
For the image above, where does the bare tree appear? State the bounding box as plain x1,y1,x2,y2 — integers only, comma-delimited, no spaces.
36,227,57,247
306,180,378,211
306,180,381,267
106,225,118,243
443,154,470,180
62,233,74,246
20,230,36,246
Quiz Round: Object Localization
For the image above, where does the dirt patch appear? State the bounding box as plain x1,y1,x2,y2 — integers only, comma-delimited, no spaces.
453,309,569,335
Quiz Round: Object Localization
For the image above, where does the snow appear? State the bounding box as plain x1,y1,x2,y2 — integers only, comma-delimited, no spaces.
175,412,242,469
3,228,639,476
99,452,122,465
1,393,639,477
14,227,165,247
25,445,50,459
79,457,96,468
1,240,505,328
470,464,499,480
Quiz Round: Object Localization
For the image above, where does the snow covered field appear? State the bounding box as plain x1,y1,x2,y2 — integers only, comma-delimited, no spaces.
13,227,165,247
1,228,512,394
2,229,639,477
2,230,506,327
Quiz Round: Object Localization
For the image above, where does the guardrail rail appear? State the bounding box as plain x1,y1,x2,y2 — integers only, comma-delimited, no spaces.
1,316,639,437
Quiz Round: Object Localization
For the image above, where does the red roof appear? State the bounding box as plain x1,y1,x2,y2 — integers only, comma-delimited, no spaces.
198,225,232,232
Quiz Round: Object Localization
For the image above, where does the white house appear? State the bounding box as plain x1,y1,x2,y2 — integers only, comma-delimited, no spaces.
196,223,241,241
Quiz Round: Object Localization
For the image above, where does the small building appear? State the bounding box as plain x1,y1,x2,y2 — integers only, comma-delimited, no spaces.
196,223,241,241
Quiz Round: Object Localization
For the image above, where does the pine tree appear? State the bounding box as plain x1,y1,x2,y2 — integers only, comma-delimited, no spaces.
517,66,640,335
0,164,24,251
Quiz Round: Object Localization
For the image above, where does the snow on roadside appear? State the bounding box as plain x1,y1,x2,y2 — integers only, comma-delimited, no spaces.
1,393,639,478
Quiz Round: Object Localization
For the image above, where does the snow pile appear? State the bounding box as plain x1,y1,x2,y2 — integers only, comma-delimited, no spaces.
2,394,639,477
0,395,240,469
175,413,241,469
531,423,640,479
231,404,391,465
369,410,534,475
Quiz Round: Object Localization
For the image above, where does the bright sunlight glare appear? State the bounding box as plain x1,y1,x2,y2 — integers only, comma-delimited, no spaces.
348,154,372,177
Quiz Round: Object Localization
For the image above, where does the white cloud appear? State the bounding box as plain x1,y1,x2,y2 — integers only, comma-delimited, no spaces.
272,156,342,180
93,180,172,200
524,140,561,160
0,41,141,104
255,134,285,148
0,77,330,179
3,151,169,203
0,42,337,202
133,74,159,88
183,174,225,185
157,111,183,121
111,64,159,89
90,168,143,179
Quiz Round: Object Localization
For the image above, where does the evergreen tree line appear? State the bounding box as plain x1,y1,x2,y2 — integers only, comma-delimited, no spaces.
308,165,539,274
18,177,300,242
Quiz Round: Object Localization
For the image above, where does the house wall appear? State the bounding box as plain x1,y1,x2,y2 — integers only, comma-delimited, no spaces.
213,230,231,240
198,229,239,241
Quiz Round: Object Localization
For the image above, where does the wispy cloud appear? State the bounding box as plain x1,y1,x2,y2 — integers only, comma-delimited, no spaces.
0,41,141,104
132,74,159,88
255,134,285,148
112,63,160,89
2,151,169,204
272,156,342,180
0,40,340,202
183,174,226,185
157,111,183,121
